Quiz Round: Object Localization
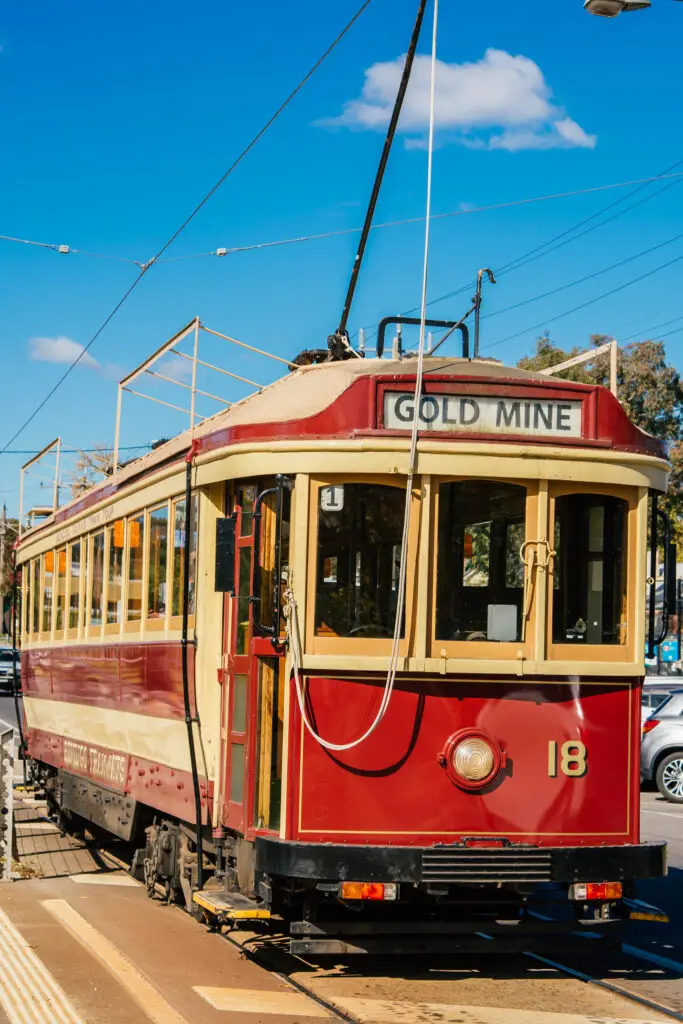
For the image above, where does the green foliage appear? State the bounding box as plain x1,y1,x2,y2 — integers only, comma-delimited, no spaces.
518,333,683,548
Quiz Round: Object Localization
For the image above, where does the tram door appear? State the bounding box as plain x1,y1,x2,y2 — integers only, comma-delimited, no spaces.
220,482,288,839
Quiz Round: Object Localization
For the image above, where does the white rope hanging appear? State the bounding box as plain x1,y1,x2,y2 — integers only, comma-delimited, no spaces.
288,0,441,751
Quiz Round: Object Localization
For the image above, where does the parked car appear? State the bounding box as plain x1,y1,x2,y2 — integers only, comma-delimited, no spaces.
0,647,20,696
641,688,683,802
642,682,677,724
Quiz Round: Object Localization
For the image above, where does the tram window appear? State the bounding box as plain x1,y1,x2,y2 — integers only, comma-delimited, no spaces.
42,551,54,634
552,493,627,645
148,506,168,619
229,742,245,804
81,539,89,629
90,532,105,627
259,488,291,635
23,565,30,637
107,521,124,625
69,542,81,630
314,483,405,639
254,659,284,831
55,548,67,633
171,496,198,617
236,547,251,655
127,515,145,621
436,481,527,642
238,486,257,538
32,559,40,636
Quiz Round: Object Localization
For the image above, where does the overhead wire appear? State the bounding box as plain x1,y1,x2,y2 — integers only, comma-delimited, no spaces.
483,250,683,351
0,233,143,265
0,0,373,457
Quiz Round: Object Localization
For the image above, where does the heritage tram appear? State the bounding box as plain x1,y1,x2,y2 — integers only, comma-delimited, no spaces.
14,345,672,952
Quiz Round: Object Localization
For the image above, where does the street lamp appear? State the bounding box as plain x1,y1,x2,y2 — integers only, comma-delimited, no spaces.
584,0,651,14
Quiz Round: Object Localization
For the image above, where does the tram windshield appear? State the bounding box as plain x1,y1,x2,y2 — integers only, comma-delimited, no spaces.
435,481,526,642
314,483,405,638
552,493,628,645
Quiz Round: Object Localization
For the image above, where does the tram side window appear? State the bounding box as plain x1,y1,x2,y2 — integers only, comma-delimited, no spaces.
171,496,198,617
90,532,105,627
42,551,54,634
435,481,527,642
69,542,81,630
107,521,124,625
552,493,627,645
127,515,145,621
32,559,40,636
22,565,30,638
55,548,67,633
148,505,168,619
315,483,405,638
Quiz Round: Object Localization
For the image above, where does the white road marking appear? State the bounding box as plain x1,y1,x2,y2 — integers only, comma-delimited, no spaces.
0,905,85,1024
319,998,665,1024
42,899,188,1024
622,943,683,974
69,872,138,886
14,822,58,833
195,986,331,1016
641,809,683,818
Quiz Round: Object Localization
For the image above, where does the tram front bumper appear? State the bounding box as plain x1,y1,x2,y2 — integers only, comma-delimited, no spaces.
255,836,667,886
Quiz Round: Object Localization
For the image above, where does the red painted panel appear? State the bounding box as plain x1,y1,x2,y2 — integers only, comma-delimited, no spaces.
292,676,639,847
27,726,211,824
22,642,193,720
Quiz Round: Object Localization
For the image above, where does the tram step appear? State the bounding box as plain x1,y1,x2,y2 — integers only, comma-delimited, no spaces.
192,890,271,921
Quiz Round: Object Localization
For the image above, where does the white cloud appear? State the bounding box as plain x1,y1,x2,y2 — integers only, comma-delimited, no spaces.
28,335,100,370
157,354,193,383
321,49,596,153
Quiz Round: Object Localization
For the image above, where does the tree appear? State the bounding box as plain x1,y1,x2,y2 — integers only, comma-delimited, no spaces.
69,446,116,498
518,333,683,546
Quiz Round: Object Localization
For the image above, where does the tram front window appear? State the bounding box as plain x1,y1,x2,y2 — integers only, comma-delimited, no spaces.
315,483,405,638
552,493,627,645
435,481,527,642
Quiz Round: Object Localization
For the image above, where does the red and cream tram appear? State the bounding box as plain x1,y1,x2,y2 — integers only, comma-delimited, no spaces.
16,350,670,953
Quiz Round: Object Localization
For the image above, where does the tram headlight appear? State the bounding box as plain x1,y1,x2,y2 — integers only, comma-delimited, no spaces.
438,728,506,791
452,736,494,781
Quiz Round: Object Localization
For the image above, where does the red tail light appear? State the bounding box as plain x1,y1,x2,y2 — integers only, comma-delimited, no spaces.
642,718,660,734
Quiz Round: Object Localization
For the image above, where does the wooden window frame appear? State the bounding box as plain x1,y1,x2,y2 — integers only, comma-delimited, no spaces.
125,510,146,634
104,520,125,636
547,482,637,664
54,546,67,640
38,551,54,644
146,501,170,632
306,475,421,657
66,540,82,642
86,530,106,639
428,477,539,662
169,494,198,632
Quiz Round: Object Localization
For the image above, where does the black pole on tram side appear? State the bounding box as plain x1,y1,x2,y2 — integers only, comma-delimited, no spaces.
647,493,658,661
182,444,204,890
10,553,27,787
330,0,428,357
677,577,683,673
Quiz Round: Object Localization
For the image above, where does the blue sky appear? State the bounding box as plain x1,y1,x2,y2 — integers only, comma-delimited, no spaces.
1,0,682,513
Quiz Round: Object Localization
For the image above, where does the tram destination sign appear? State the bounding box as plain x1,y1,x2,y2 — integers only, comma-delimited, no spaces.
383,392,582,438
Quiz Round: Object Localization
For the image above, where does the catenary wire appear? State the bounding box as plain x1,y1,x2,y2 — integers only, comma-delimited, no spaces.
358,154,683,342
621,312,683,342
483,250,683,351
0,0,373,457
5,173,683,270
156,172,683,262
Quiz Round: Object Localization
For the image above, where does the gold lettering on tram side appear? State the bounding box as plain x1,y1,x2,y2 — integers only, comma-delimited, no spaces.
547,740,588,778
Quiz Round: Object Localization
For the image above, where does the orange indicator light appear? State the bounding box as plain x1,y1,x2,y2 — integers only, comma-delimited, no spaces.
569,882,623,901
340,882,398,901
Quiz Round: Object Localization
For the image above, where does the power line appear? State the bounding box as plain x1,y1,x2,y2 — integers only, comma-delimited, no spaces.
357,154,683,342
484,250,683,351
0,0,372,457
1,445,152,456
158,172,683,262
621,312,683,343
482,230,683,322
7,172,683,271
0,234,143,266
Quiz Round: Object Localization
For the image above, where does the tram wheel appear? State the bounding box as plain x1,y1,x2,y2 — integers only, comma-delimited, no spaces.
655,751,683,803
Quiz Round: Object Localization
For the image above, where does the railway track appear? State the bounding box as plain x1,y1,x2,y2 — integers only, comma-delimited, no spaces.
96,843,683,1024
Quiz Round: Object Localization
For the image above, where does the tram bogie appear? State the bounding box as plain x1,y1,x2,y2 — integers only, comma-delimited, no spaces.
16,354,671,951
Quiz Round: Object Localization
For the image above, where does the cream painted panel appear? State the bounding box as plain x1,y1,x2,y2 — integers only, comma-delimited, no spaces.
24,697,201,774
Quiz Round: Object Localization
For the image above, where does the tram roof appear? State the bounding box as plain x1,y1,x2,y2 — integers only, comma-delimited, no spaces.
19,355,667,538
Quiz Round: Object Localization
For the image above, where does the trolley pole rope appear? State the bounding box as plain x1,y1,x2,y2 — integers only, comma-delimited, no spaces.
288,0,440,750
